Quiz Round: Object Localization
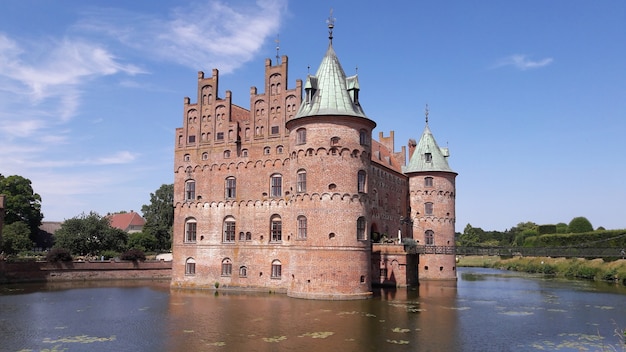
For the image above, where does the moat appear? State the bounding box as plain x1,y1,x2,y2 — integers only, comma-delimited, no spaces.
1,267,625,351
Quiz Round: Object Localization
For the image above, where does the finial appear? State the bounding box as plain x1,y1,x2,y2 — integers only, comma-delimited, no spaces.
425,104,429,124
355,65,358,74
307,65,310,74
326,8,335,42
275,34,280,64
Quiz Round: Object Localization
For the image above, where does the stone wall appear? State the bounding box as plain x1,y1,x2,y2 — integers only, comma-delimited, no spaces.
0,260,172,284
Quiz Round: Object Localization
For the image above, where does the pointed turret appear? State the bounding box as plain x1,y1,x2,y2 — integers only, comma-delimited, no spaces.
294,33,366,119
404,123,456,174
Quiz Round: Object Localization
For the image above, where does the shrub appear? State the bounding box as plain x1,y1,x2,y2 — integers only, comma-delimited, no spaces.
100,250,119,260
46,248,73,262
120,249,146,261
568,216,593,233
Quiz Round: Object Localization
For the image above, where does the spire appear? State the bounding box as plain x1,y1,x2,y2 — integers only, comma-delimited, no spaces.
275,34,280,64
326,8,335,43
294,11,369,120
403,109,456,174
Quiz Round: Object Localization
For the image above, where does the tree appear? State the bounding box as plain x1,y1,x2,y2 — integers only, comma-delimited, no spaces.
568,216,593,233
1,221,34,254
458,224,480,246
0,174,43,242
53,212,128,256
141,184,174,251
128,231,158,252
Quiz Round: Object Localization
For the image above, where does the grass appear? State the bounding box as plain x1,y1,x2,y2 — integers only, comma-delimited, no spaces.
457,256,626,285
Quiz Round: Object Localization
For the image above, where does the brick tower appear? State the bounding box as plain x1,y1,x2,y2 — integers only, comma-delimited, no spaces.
284,20,375,299
405,109,457,280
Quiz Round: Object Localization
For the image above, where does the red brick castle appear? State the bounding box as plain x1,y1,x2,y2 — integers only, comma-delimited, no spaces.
172,22,457,299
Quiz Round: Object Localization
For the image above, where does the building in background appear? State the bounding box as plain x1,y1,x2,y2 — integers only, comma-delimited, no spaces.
171,20,457,299
107,211,146,234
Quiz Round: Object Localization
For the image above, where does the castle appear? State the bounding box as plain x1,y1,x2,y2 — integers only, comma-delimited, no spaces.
171,22,457,300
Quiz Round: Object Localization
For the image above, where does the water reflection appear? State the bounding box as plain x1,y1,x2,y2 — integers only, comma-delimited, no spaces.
1,269,625,351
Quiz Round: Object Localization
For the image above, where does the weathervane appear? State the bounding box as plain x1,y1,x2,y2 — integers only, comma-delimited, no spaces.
326,8,335,42
425,104,430,124
275,34,280,64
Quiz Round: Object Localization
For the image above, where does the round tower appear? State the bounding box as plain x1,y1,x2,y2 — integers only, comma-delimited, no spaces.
284,19,376,299
405,109,457,281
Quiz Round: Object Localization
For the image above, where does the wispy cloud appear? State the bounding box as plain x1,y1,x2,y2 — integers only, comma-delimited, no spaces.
494,54,553,70
75,0,287,73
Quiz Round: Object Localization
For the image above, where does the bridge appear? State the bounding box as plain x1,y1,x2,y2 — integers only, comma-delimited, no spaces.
404,245,625,259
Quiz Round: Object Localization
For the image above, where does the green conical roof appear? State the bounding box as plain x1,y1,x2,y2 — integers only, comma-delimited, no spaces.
404,124,456,174
294,43,366,119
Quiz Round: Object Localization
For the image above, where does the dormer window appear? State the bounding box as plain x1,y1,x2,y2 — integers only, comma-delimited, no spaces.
425,153,432,163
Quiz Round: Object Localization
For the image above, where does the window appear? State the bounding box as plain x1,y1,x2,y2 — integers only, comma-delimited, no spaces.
239,266,248,277
297,170,306,193
188,135,196,143
359,129,369,146
425,152,432,162
425,177,433,187
297,216,307,240
202,152,208,160
271,260,282,278
276,145,283,154
270,215,282,242
425,230,434,245
224,150,231,158
425,202,434,215
225,177,236,199
184,154,191,162
216,132,224,140
185,219,197,243
221,258,232,276
223,217,235,242
296,128,306,145
357,171,367,193
246,232,252,241
264,146,270,155
331,136,340,146
270,174,282,197
357,216,366,240
185,258,196,275
242,149,249,157
185,180,195,201
271,126,280,135
239,232,245,241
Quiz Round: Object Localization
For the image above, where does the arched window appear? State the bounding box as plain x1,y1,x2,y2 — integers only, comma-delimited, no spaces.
424,177,433,187
270,174,282,197
359,129,370,146
223,216,235,242
276,145,283,154
239,266,248,277
242,149,249,157
185,180,195,201
425,230,434,245
270,215,282,242
297,216,307,240
296,128,306,145
221,258,232,276
185,257,196,275
264,146,271,155
357,170,367,193
202,152,208,160
296,169,306,193
224,150,231,158
225,177,236,199
184,154,191,162
184,218,197,243
357,216,366,240
425,202,434,215
271,259,282,278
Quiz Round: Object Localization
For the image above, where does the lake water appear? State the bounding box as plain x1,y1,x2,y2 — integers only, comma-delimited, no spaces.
1,267,625,352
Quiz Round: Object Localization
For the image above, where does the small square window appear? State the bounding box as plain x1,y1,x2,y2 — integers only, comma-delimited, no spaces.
188,135,196,143
216,132,224,140
271,126,280,135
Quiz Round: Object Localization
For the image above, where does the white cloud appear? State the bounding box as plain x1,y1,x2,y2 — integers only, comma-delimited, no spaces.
93,151,138,165
494,54,553,70
75,0,287,73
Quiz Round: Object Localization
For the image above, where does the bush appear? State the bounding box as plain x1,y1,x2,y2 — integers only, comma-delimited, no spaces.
100,250,119,260
46,248,73,262
120,248,146,261
568,216,593,233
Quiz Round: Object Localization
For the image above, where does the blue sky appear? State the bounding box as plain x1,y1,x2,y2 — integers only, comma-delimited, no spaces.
1,0,624,232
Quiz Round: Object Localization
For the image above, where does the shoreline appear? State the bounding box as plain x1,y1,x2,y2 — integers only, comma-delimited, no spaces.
457,255,626,286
